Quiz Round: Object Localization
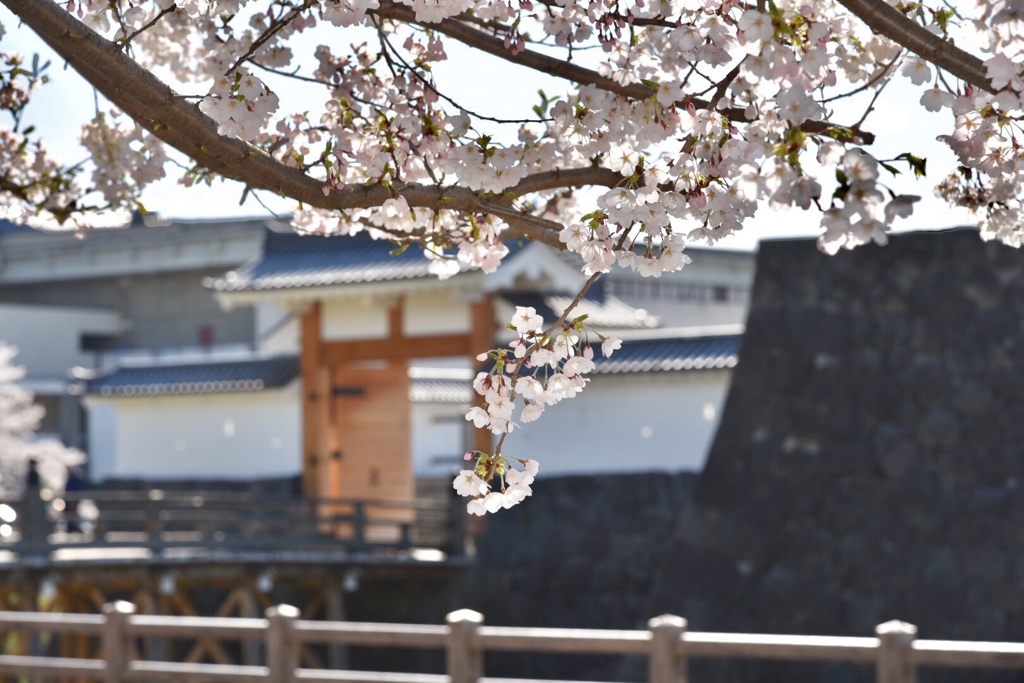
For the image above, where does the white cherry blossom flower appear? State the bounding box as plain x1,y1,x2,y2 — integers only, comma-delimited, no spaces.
453,470,488,497
602,337,623,357
511,306,543,334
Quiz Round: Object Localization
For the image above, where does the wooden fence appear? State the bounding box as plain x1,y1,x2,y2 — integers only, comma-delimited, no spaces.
4,603,1024,682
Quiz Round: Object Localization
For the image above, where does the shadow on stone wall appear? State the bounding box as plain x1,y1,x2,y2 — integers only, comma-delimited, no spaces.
460,228,1024,683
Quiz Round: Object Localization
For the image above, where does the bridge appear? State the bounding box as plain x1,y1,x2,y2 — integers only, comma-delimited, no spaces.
0,484,471,664
3,486,467,567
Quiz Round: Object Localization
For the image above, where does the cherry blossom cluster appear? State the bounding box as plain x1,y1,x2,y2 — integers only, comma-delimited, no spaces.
81,112,169,207
9,3,1024,464
452,305,621,512
466,305,622,436
199,70,280,141
7,0,1024,260
453,454,538,515
0,343,85,499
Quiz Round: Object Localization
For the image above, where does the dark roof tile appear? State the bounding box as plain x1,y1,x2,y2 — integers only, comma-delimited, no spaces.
85,356,299,396
592,335,740,374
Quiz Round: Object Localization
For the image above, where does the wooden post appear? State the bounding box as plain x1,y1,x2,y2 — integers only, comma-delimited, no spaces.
238,586,262,666
876,620,917,683
649,615,687,683
469,296,494,457
324,584,349,671
446,609,483,683
300,302,324,498
266,604,300,683
445,483,468,557
102,601,135,683
135,589,166,663
352,502,367,550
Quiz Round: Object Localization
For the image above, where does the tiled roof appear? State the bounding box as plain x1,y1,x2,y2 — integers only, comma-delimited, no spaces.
410,378,473,404
591,334,740,374
83,336,738,399
502,292,658,330
85,357,299,396
414,335,742,404
211,230,516,292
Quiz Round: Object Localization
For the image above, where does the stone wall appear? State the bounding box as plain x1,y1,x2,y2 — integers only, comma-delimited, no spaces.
460,229,1024,683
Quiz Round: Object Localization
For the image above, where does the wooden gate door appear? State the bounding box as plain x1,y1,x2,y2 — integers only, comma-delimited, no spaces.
328,360,413,539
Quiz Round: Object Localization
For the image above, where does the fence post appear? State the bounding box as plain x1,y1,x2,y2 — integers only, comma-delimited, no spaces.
649,615,688,683
352,502,367,550
266,604,300,683
876,620,917,683
447,609,483,683
102,601,135,683
444,485,468,557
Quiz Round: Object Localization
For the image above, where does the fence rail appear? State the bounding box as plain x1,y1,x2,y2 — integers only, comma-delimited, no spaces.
1,487,466,561
3,603,1024,682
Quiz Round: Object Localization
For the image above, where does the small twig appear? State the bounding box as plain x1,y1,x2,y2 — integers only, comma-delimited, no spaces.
708,59,743,111
374,21,554,124
491,269,604,459
818,53,901,104
117,5,176,51
224,0,314,76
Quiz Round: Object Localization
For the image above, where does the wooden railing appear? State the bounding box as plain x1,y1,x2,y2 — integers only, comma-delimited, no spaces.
4,604,1024,682
2,487,467,561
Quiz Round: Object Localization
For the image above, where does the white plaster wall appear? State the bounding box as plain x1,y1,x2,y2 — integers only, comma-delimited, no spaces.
85,386,301,481
255,303,299,353
84,401,119,481
321,299,388,341
412,402,468,477
504,371,731,475
404,292,471,336
604,248,756,329
0,304,123,379
320,292,471,341
629,301,747,329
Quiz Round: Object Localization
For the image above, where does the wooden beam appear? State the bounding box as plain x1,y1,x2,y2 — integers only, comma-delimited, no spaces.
388,298,404,340
321,334,471,364
301,303,324,497
470,295,495,456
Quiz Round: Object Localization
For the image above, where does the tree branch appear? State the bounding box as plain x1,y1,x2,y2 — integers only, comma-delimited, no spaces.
510,167,623,196
373,0,874,144
224,0,313,76
837,0,994,93
0,0,568,246
374,1,650,99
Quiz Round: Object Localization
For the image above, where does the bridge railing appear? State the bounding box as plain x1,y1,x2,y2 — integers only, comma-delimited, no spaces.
2,487,467,560
1,603,1024,682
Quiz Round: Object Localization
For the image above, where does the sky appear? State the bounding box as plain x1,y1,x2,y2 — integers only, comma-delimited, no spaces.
0,5,977,251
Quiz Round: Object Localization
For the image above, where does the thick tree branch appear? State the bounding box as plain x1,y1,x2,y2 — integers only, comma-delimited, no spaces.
510,167,623,196
0,175,31,203
0,0,568,246
373,2,648,98
374,0,875,144
837,0,994,93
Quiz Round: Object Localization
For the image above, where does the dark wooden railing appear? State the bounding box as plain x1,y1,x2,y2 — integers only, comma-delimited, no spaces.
0,487,467,563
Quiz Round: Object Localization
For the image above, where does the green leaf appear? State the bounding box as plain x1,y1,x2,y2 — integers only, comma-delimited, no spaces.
389,242,411,256
879,160,901,177
895,152,927,178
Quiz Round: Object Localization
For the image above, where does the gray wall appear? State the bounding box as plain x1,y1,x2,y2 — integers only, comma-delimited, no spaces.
0,268,254,350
